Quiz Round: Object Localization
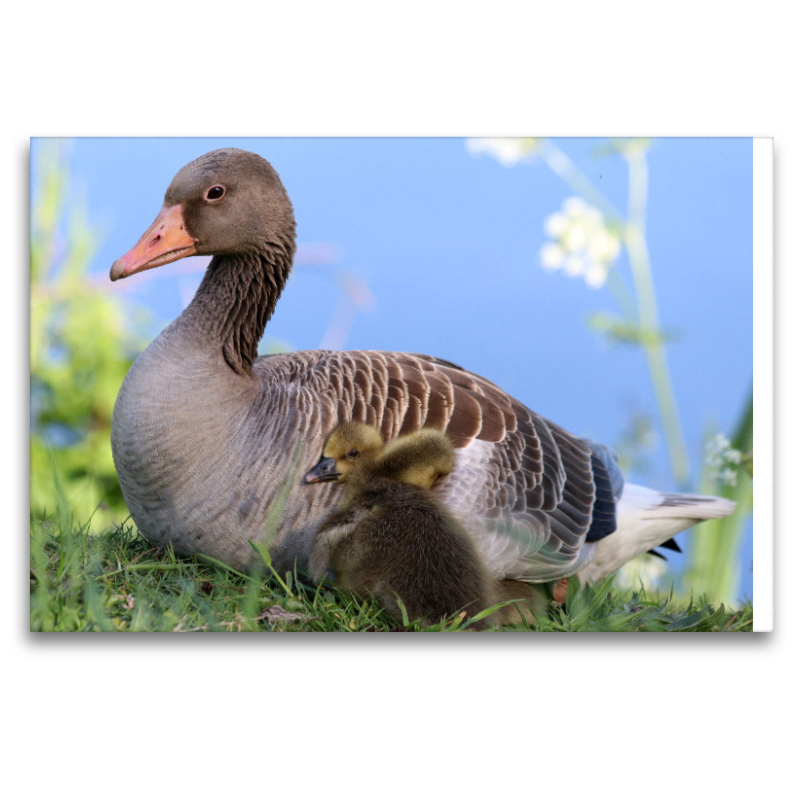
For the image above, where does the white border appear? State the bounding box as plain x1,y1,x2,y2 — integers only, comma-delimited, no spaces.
753,138,773,631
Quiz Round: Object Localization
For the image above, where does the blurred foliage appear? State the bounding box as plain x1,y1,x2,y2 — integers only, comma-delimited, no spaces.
31,141,147,531
684,388,754,605
587,311,679,348
614,409,657,477
566,140,752,606
473,137,755,606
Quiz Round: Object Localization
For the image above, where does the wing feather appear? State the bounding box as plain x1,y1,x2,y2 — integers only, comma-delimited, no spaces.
254,349,612,580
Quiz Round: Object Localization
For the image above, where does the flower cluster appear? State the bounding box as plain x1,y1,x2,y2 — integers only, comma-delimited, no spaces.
539,196,621,289
705,433,742,487
465,137,541,167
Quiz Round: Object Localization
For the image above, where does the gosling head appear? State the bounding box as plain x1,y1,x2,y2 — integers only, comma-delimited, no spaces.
303,422,384,484
376,429,456,490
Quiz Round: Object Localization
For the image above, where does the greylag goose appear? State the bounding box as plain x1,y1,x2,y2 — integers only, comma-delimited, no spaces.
305,422,496,627
109,147,736,584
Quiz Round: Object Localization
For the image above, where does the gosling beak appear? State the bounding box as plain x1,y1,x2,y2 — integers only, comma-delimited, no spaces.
303,457,340,484
110,203,198,281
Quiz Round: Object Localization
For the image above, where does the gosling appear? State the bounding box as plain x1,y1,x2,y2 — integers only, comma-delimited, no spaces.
303,422,496,629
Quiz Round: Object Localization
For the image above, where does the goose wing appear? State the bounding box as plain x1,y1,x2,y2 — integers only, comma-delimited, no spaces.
254,349,611,581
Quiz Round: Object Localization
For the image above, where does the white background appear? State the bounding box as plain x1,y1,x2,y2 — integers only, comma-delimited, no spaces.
6,3,793,799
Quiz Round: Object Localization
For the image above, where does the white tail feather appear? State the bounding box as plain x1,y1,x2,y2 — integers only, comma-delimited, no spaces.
577,483,736,583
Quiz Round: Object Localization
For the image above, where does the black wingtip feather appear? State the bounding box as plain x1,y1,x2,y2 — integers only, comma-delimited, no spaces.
585,451,617,542
646,537,682,559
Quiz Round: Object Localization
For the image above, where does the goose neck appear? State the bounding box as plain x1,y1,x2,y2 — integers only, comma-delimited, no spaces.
183,247,292,375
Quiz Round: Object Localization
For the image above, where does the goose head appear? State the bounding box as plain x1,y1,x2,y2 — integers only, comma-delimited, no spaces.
303,422,384,484
110,148,296,281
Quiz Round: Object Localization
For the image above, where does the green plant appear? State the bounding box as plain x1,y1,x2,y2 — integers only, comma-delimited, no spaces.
30,140,147,530
30,514,752,633
468,137,754,605
684,390,753,606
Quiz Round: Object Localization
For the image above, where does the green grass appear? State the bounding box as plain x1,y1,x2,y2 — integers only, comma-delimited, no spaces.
29,516,753,633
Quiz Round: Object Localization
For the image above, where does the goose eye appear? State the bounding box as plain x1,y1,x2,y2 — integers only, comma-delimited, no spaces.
205,185,226,201
347,449,360,459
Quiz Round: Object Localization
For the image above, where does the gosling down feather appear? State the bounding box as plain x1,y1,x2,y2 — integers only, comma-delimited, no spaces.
306,423,497,627
109,148,736,583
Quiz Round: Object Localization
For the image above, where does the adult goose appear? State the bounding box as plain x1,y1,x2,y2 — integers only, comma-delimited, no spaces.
109,148,735,583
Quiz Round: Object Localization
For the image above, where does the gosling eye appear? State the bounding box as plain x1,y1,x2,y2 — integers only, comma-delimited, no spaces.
346,449,360,459
205,185,226,201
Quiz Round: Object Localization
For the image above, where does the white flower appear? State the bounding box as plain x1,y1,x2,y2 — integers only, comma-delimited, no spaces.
564,226,588,252
720,469,738,487
563,196,588,217
584,263,607,289
539,196,619,289
544,212,568,239
540,242,564,270
709,433,730,451
588,229,621,263
466,137,539,167
705,433,743,487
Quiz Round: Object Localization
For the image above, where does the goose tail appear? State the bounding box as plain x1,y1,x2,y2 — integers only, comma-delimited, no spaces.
577,483,736,583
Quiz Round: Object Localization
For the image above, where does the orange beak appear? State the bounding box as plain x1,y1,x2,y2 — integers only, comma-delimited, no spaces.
110,204,198,281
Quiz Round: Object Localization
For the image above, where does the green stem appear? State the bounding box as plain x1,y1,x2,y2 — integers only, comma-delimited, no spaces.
683,391,752,605
97,563,184,578
539,139,638,318
604,265,639,321
538,137,691,488
539,139,624,224
625,148,690,488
